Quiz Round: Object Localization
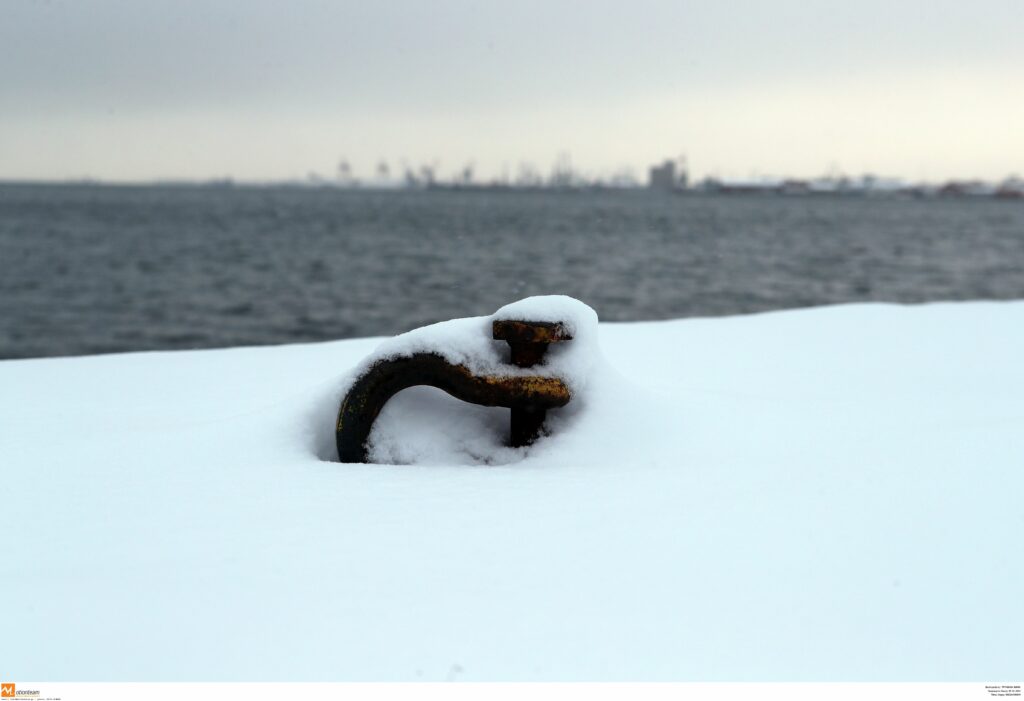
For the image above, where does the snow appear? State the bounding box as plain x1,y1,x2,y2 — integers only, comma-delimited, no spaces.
1,300,1022,681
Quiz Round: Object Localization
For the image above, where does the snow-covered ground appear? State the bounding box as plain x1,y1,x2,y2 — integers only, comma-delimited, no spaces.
1,300,1021,681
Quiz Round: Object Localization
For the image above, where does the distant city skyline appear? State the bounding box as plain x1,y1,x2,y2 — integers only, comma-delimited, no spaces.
2,0,1022,183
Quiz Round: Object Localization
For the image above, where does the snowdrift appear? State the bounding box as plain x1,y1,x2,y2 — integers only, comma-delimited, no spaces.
1,300,1021,681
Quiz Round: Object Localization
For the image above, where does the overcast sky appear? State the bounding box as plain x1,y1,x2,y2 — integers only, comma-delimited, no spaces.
2,0,1022,182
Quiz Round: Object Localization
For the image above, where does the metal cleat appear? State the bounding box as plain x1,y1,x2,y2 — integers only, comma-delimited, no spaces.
336,320,573,463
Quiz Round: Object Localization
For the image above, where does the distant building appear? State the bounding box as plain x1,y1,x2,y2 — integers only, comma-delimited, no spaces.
938,180,995,197
778,179,810,195
996,176,1024,199
649,160,683,192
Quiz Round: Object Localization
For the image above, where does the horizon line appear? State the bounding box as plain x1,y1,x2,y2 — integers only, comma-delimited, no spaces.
3,171,1023,189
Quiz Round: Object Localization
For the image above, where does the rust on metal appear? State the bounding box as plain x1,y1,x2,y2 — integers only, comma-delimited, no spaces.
336,322,574,463
492,320,573,346
492,319,573,446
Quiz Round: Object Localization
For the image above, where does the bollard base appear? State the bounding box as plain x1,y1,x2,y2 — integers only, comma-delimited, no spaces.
511,405,547,447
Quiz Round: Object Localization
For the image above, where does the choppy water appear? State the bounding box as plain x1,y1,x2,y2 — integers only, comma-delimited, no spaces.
1,183,1022,359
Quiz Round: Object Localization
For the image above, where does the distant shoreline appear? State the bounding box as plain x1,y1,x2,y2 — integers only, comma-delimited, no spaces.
2,178,1022,200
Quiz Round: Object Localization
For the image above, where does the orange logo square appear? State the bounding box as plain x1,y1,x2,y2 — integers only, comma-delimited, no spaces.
1,683,14,698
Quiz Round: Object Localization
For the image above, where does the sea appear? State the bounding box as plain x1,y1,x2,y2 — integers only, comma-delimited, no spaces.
1,182,1022,359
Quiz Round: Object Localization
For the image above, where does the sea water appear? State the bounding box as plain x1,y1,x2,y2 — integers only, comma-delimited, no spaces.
1,183,1022,358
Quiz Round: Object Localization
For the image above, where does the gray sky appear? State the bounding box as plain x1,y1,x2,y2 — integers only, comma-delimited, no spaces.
2,0,1022,182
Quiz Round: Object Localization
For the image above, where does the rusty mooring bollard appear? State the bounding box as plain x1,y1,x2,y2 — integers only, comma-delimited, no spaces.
336,319,574,463
492,319,573,447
